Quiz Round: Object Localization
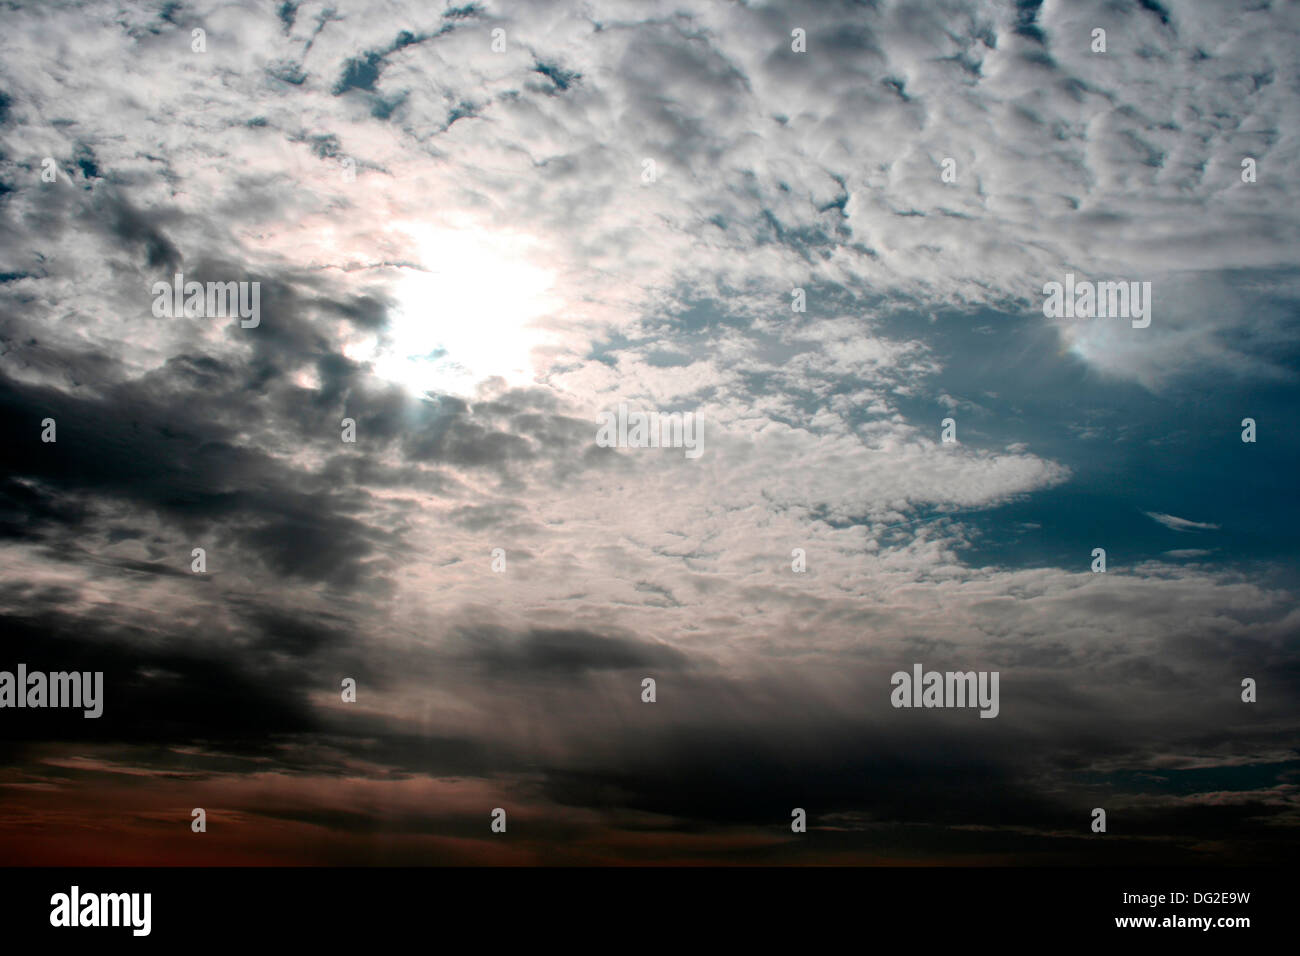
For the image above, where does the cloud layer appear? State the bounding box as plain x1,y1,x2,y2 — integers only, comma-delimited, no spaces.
0,0,1297,864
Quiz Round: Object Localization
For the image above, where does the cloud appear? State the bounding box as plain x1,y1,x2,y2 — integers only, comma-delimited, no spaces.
1145,511,1220,533
0,0,1296,865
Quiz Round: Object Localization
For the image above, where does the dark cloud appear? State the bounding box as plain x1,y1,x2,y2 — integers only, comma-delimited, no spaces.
459,626,693,677
0,605,319,754
0,364,397,589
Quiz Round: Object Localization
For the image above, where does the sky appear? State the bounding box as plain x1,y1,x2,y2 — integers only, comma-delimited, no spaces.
0,0,1297,865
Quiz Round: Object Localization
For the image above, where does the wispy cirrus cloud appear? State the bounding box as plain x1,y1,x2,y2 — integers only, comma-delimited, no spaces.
1146,512,1221,533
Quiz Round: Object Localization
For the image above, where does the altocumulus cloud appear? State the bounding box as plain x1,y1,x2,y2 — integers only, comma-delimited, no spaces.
0,0,1296,864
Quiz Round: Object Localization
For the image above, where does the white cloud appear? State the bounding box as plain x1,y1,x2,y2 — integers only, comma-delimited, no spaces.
1146,511,1220,532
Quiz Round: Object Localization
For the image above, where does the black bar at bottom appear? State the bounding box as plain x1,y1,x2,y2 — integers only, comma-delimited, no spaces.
0,866,1281,942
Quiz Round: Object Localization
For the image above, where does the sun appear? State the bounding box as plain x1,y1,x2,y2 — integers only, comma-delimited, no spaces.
369,223,559,397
